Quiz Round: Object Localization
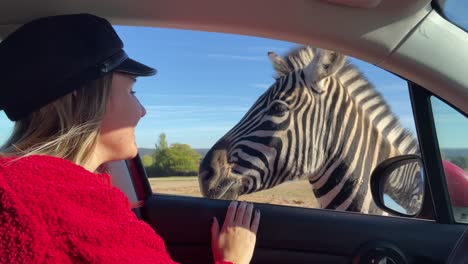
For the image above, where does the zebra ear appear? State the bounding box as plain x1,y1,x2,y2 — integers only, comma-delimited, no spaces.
268,51,293,78
304,49,347,93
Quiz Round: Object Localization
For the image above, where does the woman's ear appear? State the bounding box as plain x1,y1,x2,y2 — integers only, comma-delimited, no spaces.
303,49,347,93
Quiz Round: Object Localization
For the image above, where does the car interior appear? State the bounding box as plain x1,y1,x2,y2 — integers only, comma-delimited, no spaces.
1,0,467,263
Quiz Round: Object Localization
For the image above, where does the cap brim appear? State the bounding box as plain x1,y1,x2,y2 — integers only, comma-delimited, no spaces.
115,58,157,76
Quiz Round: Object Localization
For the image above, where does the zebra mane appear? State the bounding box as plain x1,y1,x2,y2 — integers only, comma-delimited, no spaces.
268,45,418,155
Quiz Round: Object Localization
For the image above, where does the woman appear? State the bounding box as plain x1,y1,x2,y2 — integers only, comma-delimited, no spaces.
0,13,260,264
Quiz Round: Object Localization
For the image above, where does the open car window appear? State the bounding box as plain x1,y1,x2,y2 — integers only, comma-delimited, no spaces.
105,26,424,218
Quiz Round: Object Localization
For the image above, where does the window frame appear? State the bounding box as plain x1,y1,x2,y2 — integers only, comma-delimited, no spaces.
408,82,455,224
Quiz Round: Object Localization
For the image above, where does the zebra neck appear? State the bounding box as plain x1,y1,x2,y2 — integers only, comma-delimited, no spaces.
336,64,419,155
310,101,398,214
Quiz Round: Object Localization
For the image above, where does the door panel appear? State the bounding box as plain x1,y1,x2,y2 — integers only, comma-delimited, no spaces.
141,194,466,264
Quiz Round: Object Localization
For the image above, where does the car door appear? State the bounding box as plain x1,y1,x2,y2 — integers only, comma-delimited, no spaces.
121,82,467,264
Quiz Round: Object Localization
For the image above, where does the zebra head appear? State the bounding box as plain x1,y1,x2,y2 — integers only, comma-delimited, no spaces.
199,47,347,199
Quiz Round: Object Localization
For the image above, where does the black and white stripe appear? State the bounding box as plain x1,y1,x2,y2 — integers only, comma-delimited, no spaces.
199,46,419,214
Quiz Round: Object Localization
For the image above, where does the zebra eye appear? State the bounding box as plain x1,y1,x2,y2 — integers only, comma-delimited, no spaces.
269,102,289,117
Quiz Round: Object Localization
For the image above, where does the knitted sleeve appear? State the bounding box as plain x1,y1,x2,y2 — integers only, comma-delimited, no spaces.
0,155,241,264
0,156,180,263
0,172,54,263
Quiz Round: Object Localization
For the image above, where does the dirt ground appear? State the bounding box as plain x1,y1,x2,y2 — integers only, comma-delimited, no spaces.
149,176,319,208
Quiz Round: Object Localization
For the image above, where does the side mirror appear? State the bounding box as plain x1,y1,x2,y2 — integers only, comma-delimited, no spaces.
370,155,425,217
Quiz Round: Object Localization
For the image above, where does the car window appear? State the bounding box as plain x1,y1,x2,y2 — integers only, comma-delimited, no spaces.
116,27,421,217
0,26,421,217
431,96,468,223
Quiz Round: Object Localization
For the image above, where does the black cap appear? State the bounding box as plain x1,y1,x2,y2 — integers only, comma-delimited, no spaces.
0,13,156,121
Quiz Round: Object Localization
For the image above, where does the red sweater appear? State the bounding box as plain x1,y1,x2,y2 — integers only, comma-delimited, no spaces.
0,155,232,264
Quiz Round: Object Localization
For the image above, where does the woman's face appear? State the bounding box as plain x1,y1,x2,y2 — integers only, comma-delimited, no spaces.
96,72,146,163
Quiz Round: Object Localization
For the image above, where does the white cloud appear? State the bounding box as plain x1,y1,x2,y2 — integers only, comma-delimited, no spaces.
138,125,233,134
376,84,409,93
137,93,251,100
193,53,265,61
245,46,293,54
249,83,271,89
144,105,249,114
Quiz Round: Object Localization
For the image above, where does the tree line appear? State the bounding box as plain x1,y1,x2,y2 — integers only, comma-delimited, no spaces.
142,133,201,177
441,153,468,172
141,134,468,177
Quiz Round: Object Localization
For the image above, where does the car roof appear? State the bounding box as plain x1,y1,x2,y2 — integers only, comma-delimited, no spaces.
1,0,467,114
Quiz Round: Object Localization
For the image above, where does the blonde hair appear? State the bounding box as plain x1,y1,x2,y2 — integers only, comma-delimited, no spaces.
0,74,113,169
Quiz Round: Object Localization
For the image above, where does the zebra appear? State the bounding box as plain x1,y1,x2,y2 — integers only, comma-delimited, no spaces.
198,46,421,214
382,157,424,215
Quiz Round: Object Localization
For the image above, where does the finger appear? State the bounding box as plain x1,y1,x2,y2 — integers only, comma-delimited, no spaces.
211,217,219,241
222,200,238,231
234,201,248,225
242,203,254,227
211,217,220,261
250,209,261,234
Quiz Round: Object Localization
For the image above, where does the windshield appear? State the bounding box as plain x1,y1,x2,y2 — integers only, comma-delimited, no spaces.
436,0,468,31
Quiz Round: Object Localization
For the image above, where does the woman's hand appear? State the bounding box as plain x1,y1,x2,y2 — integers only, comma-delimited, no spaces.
211,201,261,264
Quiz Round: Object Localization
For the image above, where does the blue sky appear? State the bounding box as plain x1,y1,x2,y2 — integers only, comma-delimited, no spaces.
0,5,466,149
444,0,468,31
109,26,421,149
